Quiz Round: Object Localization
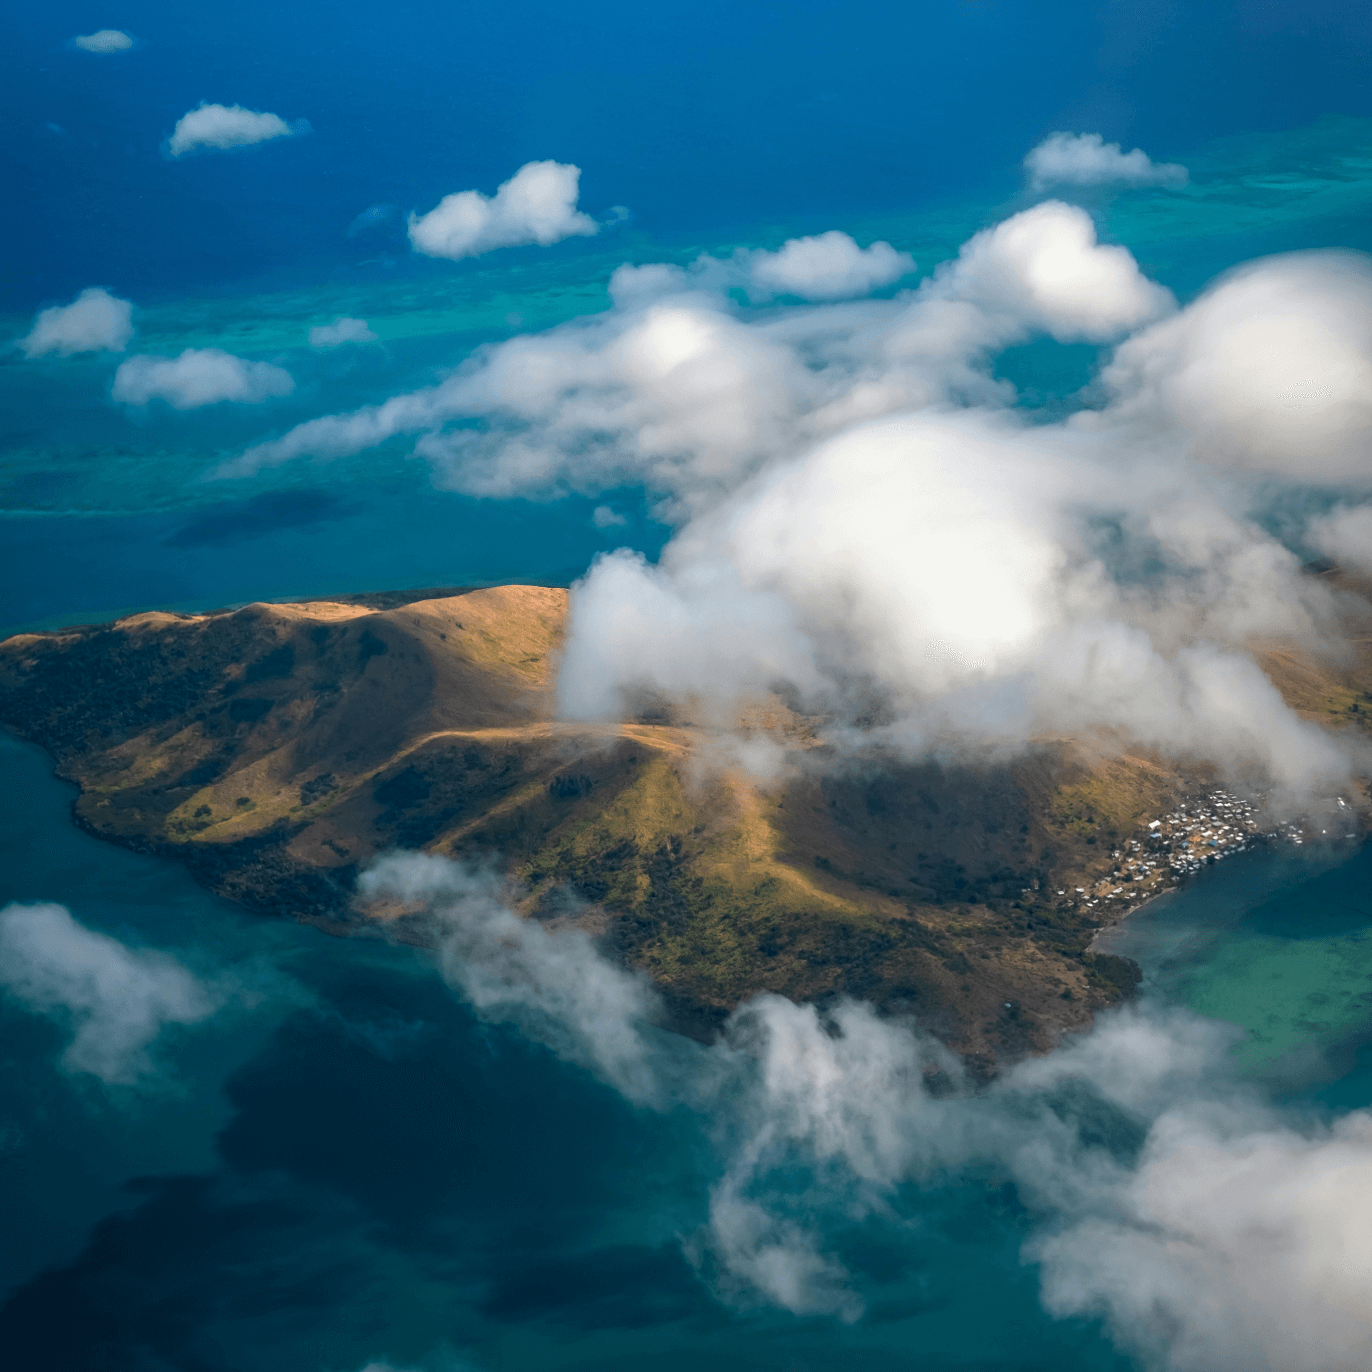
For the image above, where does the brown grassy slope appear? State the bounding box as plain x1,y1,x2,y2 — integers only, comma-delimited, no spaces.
2,576,1370,1068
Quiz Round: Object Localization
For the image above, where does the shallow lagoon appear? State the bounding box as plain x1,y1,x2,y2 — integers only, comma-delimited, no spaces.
1097,838,1372,1089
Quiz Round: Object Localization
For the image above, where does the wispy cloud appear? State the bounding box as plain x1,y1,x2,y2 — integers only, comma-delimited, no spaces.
73,29,133,53
0,903,219,1084
365,852,1372,1367
309,317,378,348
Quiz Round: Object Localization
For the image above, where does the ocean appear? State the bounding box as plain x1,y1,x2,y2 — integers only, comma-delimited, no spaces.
6,5,1372,1363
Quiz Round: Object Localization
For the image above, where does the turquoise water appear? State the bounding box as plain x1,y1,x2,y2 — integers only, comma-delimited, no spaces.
1095,841,1372,1084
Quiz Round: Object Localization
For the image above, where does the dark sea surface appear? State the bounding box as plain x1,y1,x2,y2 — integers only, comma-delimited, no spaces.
0,732,1142,1372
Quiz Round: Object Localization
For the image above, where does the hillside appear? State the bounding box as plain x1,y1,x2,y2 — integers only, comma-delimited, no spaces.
3,577,1370,1072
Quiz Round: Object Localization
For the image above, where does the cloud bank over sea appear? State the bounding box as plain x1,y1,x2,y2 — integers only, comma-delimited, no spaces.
220,150,1372,806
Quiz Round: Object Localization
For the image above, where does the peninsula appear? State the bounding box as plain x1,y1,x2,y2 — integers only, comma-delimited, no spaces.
3,577,1369,1072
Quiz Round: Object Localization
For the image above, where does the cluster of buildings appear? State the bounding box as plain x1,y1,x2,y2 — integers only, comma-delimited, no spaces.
1055,790,1360,916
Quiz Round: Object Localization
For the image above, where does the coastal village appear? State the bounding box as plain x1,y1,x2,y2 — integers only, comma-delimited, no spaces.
1059,789,1361,918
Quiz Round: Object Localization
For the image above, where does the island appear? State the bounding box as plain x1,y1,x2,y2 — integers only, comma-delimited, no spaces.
3,576,1369,1076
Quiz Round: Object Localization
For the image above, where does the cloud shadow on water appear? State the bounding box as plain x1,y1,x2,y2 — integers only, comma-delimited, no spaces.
0,960,719,1372
163,489,360,548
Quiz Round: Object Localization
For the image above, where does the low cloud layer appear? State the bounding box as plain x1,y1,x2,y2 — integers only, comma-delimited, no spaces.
309,316,378,348
168,103,303,157
1025,132,1189,191
113,348,294,408
19,287,134,357
366,854,1372,1369
220,187,1372,801
73,29,133,53
0,903,218,1084
407,160,598,261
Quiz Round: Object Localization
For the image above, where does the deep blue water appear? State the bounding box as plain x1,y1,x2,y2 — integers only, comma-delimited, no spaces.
9,1,1371,310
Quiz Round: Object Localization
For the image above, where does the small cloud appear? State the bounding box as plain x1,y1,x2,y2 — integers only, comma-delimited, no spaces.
408,160,598,261
168,103,305,158
113,348,294,409
593,504,627,528
745,230,915,302
0,902,218,1085
1025,132,1188,191
73,29,133,53
309,317,378,348
347,203,398,237
18,287,134,357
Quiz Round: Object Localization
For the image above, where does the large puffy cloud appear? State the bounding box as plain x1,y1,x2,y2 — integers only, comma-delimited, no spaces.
558,411,1348,797
1025,132,1189,191
407,160,597,261
225,202,1372,797
18,287,134,357
364,852,1372,1365
744,231,915,301
933,200,1175,341
168,103,301,157
1095,251,1372,482
113,348,294,408
73,29,133,53
0,903,218,1084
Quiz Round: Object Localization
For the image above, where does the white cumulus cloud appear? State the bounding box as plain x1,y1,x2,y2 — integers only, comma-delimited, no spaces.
1025,132,1189,191
168,103,301,158
73,29,133,53
0,903,218,1084
745,231,915,301
18,287,134,357
113,348,294,409
309,316,378,348
407,160,598,261
1094,250,1372,482
934,199,1175,341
